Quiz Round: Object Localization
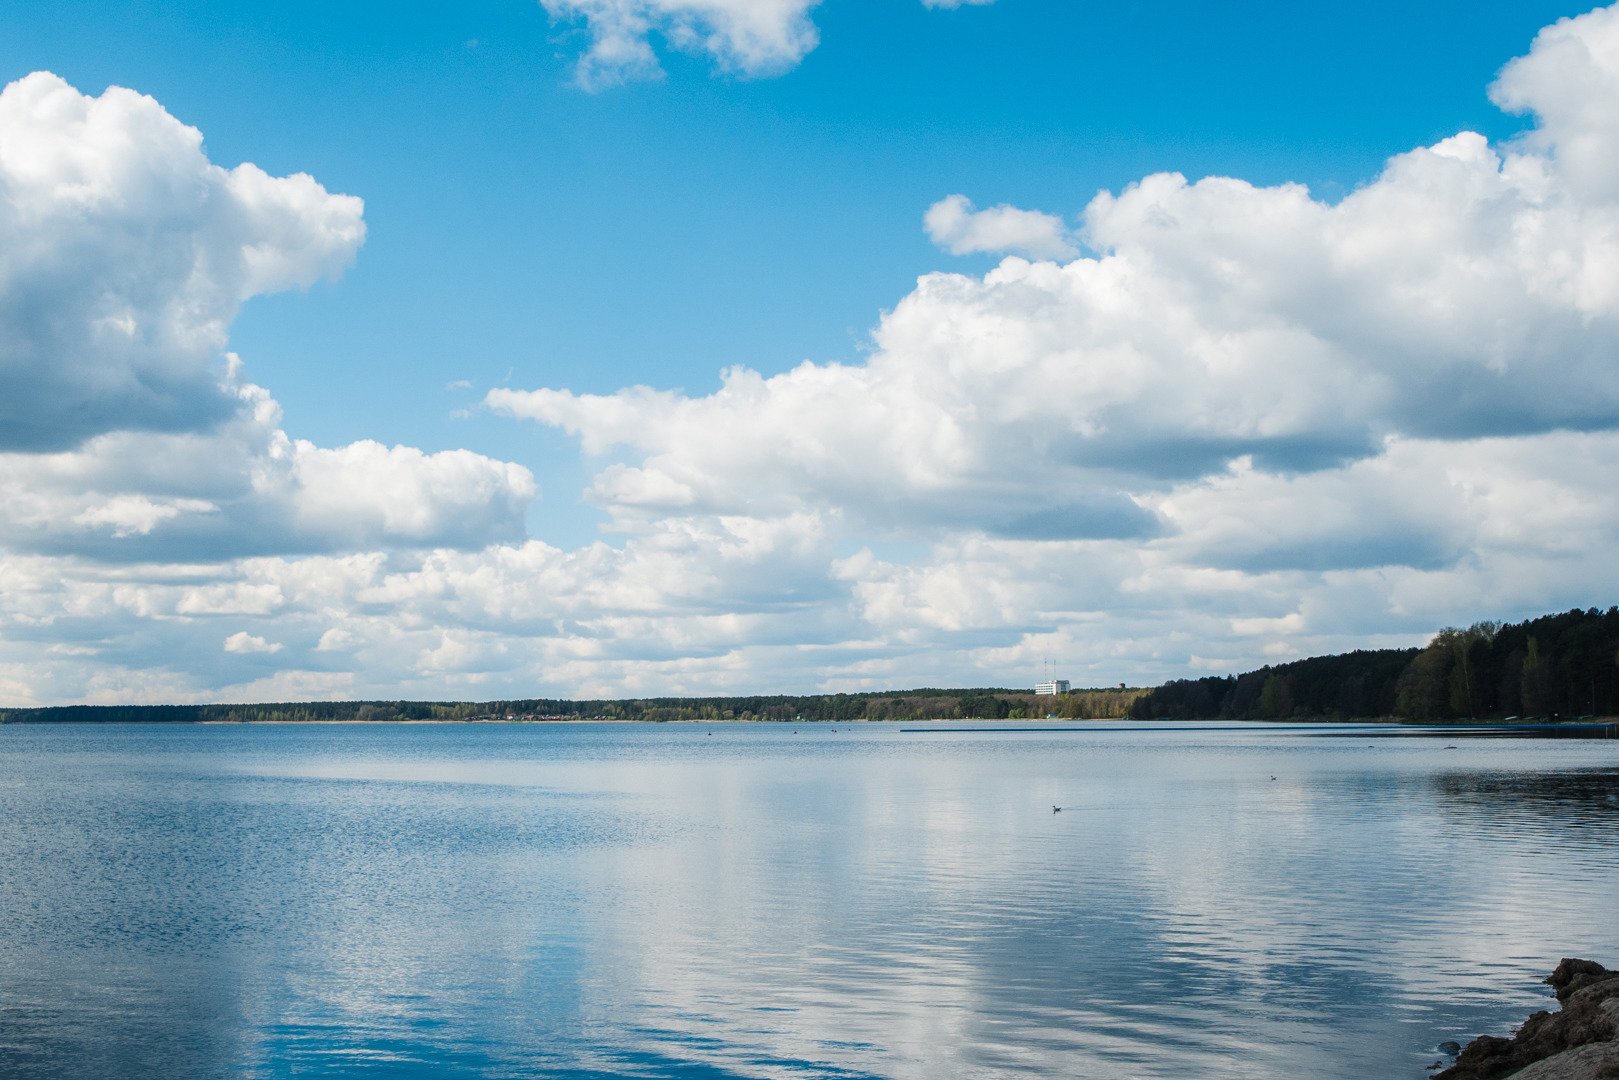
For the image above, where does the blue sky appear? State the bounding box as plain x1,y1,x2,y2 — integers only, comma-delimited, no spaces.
2,0,1617,704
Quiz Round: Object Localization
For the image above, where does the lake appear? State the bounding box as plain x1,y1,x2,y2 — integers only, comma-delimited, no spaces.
0,721,1614,1078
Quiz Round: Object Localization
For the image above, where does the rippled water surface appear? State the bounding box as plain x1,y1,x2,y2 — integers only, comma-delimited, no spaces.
0,721,1615,1078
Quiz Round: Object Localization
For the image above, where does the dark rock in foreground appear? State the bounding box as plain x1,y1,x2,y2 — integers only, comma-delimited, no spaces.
1434,959,1619,1079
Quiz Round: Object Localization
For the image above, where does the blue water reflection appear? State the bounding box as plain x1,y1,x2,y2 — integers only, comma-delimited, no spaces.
0,721,1614,1078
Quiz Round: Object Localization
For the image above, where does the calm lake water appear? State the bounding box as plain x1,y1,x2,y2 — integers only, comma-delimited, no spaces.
0,721,1615,1079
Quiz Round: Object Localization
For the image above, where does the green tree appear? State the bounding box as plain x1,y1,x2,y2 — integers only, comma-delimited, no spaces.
1396,643,1451,720
1520,636,1552,716
1441,626,1487,718
1259,674,1295,718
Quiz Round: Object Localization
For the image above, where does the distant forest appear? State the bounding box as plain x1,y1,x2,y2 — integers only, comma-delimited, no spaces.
0,686,1144,725
2,607,1615,725
1127,607,1619,722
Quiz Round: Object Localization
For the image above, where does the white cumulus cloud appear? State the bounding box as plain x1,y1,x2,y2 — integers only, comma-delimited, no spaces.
495,3,1619,548
0,74,536,564
10,9,1619,707
0,362,536,561
0,72,365,452
541,0,994,87
223,631,282,655
461,3,1619,697
540,0,823,86
1490,3,1619,203
924,194,1078,260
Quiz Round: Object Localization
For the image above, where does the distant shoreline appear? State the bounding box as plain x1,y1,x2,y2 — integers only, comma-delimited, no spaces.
4,605,1617,727
4,715,1615,740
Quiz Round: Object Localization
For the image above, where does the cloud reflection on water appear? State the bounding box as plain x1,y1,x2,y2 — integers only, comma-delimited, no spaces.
0,723,1615,1078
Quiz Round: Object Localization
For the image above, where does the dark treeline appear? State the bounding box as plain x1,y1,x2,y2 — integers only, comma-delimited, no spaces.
1388,607,1619,720
1128,607,1619,721
1126,648,1416,721
0,686,1146,725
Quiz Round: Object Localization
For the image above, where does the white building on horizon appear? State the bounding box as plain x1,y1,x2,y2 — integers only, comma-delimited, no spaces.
1034,680,1070,696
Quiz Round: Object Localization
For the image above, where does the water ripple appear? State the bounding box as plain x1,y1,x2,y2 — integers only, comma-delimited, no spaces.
0,722,1614,1077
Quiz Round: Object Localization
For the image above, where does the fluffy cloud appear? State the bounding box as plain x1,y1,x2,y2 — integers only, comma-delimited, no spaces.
495,4,1619,549
9,7,1619,707
0,510,848,704
0,72,364,452
1490,3,1619,202
540,0,822,86
541,0,992,86
465,3,1619,696
0,73,535,566
223,631,282,655
0,373,535,561
13,418,1619,706
0,73,539,703
924,194,1078,260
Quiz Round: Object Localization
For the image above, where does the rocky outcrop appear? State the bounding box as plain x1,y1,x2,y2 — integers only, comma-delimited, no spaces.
1434,959,1619,1079
1510,1041,1619,1080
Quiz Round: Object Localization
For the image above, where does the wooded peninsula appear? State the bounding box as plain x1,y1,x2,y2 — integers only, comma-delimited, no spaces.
2,607,1615,725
